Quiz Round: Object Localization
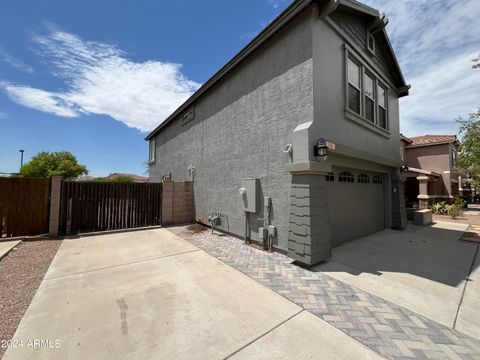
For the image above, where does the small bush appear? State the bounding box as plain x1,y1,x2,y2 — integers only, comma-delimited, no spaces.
453,197,465,207
447,203,464,219
431,202,448,215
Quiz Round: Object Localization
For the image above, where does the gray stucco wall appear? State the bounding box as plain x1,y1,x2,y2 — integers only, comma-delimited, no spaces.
311,16,401,167
307,12,404,230
150,4,407,253
150,9,315,251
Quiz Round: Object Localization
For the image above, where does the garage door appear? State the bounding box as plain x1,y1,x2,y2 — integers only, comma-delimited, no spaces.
326,168,385,247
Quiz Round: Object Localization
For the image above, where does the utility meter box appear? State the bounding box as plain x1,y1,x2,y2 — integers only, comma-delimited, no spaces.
241,178,259,213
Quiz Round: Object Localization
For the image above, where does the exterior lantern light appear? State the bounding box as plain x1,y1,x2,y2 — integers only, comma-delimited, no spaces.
313,138,328,160
400,164,409,173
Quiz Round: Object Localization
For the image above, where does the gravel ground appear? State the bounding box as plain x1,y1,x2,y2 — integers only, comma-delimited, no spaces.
0,239,62,359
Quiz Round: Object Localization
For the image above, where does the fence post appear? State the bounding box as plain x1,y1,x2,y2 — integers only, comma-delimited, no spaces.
161,181,174,226
49,176,62,237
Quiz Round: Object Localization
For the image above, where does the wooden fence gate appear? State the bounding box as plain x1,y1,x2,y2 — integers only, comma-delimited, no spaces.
0,177,51,238
59,181,162,235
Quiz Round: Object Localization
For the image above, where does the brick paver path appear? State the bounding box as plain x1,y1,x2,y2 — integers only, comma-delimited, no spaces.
169,225,480,360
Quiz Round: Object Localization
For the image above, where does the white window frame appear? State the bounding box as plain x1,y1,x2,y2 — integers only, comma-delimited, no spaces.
377,83,388,129
363,71,375,123
149,138,156,164
347,58,362,115
345,48,390,135
367,32,375,57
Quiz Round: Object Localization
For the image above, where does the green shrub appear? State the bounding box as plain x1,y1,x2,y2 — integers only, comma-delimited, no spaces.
453,197,465,207
447,203,464,219
431,202,448,215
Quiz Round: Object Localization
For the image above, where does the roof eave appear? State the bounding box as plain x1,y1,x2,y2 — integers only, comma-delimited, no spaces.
405,140,456,148
338,0,378,17
145,0,317,141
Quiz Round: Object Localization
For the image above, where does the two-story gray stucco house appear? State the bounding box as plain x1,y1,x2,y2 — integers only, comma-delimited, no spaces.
146,0,409,266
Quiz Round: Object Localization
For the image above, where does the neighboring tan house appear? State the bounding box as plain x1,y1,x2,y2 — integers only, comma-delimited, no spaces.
402,135,462,208
146,0,409,266
106,173,148,183
77,175,95,181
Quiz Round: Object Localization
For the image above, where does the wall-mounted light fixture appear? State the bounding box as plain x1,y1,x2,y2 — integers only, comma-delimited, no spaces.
283,144,293,154
313,138,328,160
400,164,409,173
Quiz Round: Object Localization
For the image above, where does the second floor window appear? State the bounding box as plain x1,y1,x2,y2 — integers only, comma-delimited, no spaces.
348,58,361,114
149,138,156,163
364,73,375,123
378,84,387,129
346,52,389,131
452,149,458,167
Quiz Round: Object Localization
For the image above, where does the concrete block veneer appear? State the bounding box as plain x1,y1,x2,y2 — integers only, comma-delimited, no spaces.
287,170,332,266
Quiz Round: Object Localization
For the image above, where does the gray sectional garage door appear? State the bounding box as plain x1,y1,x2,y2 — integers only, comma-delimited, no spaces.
326,168,385,247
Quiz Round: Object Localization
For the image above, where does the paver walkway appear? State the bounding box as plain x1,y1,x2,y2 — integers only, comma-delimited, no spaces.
170,225,480,360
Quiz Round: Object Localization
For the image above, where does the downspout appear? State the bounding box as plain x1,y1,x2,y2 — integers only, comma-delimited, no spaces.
244,211,249,244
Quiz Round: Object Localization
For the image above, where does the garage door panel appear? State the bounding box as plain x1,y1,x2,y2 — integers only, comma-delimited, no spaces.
327,169,385,247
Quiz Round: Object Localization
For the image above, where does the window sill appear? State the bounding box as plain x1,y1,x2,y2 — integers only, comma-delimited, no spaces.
148,160,156,165
345,109,390,139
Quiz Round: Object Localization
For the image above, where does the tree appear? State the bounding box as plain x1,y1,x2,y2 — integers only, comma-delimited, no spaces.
20,151,88,179
457,110,480,185
456,55,480,184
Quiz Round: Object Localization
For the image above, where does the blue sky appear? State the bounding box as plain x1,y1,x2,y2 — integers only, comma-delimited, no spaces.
0,0,478,176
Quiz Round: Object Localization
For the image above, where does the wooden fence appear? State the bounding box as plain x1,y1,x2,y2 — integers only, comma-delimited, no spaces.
0,177,51,238
59,181,163,235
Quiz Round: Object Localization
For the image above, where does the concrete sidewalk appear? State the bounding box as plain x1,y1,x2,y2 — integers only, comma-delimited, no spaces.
0,240,21,260
4,229,382,360
315,221,480,338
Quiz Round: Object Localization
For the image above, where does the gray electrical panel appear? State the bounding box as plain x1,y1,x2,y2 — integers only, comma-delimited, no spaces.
242,178,259,213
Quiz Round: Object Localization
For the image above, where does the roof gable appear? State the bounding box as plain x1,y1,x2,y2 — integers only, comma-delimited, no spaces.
329,2,406,89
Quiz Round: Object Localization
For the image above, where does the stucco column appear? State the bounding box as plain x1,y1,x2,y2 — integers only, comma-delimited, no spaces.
162,181,174,226
48,176,62,237
286,121,334,266
392,170,407,229
286,161,333,266
417,176,430,209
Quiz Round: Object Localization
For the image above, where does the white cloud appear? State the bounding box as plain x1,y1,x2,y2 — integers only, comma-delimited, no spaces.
0,50,34,74
1,29,200,132
362,0,480,136
1,82,80,117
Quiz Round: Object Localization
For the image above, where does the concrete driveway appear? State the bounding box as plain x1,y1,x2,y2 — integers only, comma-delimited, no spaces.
314,221,480,339
4,229,382,360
